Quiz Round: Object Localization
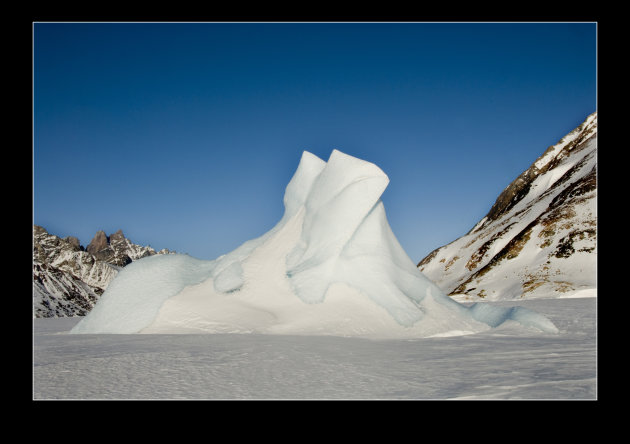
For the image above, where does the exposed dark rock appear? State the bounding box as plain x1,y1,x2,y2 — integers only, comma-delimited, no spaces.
548,166,597,210
64,236,82,251
109,229,125,243
482,171,536,227
452,219,538,295
417,247,441,268
86,230,109,255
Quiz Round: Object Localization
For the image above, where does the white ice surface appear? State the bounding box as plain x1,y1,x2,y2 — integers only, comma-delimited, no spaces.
71,150,558,337
70,254,214,334
34,297,596,400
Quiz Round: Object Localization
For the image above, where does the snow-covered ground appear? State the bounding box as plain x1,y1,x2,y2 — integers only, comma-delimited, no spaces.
33,296,596,400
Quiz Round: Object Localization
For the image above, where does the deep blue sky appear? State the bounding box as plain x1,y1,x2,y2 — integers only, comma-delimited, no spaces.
33,22,596,261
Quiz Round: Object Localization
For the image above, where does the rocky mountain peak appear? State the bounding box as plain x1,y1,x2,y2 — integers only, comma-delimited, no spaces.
64,236,82,251
34,225,82,262
33,226,174,317
109,229,125,242
84,229,154,267
86,230,109,255
33,224,47,236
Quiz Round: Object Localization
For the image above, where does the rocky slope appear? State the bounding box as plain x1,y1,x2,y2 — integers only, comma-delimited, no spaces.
33,226,173,317
418,112,597,301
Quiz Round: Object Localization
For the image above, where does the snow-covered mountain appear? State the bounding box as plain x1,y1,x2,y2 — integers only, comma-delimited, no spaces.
33,226,173,317
418,112,597,301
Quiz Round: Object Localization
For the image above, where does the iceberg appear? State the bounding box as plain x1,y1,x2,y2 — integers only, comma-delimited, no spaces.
71,150,558,337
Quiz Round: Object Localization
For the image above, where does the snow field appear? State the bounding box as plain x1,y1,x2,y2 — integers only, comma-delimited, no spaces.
34,297,596,399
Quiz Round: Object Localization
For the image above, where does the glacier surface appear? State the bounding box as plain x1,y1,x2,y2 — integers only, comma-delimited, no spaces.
71,150,557,337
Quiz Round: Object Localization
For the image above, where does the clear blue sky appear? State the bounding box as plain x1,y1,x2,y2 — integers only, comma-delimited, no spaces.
33,22,596,261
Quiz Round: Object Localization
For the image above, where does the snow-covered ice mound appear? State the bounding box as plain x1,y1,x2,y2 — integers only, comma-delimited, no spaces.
71,150,558,338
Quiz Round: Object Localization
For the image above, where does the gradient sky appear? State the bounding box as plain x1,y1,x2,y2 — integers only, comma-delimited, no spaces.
33,22,597,261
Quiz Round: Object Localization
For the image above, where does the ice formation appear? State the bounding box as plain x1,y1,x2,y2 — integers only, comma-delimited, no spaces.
71,150,558,337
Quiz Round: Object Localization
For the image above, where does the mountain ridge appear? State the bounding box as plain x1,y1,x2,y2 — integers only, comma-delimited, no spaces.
418,112,597,301
33,226,174,317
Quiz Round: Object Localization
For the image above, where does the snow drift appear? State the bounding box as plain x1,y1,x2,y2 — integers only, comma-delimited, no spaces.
71,150,558,338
